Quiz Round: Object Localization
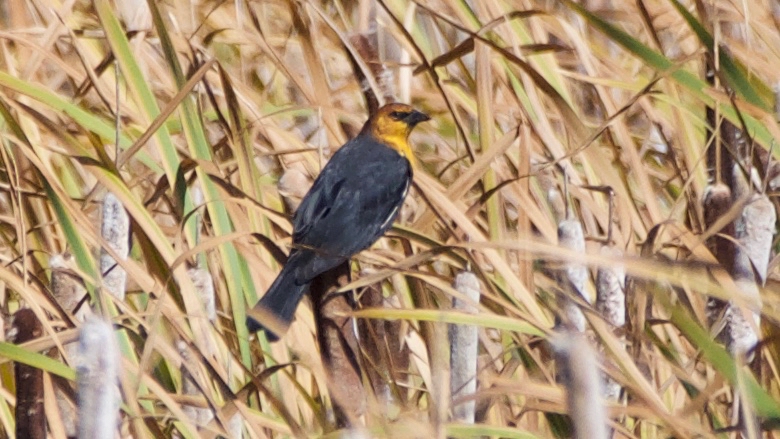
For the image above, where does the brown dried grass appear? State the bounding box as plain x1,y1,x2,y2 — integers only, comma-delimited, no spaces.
0,0,779,438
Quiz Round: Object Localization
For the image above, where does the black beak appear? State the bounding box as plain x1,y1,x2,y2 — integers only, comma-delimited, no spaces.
406,110,431,126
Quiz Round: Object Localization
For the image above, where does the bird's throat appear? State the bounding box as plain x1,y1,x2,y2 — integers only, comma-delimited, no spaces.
382,133,417,168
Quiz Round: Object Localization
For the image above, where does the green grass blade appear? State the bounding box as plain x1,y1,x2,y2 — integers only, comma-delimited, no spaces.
352,308,545,337
567,2,777,152
94,0,196,241
0,71,161,173
446,423,542,438
669,306,780,420
43,181,98,284
668,0,772,111
145,0,254,366
0,342,76,380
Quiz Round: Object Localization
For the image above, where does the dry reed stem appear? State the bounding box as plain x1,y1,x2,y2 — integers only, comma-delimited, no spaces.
50,252,90,437
595,246,625,330
356,280,410,409
12,309,45,439
100,191,130,301
705,160,774,358
76,317,120,439
181,268,218,430
553,331,608,439
3,1,780,437
312,263,365,427
557,218,590,332
50,253,90,322
449,271,480,424
595,245,625,402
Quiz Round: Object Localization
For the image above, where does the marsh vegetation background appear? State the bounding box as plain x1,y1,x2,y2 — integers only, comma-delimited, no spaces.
0,0,779,438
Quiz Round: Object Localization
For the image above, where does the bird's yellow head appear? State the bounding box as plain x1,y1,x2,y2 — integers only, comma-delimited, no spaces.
362,103,430,166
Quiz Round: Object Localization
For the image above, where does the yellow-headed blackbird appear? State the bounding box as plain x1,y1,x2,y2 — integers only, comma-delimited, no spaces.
247,103,430,341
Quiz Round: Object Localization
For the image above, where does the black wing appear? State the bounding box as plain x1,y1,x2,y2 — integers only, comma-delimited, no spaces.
290,137,411,283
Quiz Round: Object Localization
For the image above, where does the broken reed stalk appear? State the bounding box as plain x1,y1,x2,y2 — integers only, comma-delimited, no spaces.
13,309,45,439
356,283,392,402
50,252,91,437
77,317,120,439
356,282,409,409
100,191,130,300
449,271,481,424
347,32,396,114
553,332,608,439
311,262,365,427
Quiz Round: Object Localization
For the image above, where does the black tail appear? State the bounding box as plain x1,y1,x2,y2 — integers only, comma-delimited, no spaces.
246,261,309,342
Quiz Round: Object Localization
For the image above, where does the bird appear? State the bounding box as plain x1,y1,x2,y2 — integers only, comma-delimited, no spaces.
247,103,430,341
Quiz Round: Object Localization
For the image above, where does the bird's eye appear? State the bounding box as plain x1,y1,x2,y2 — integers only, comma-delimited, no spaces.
389,111,409,121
